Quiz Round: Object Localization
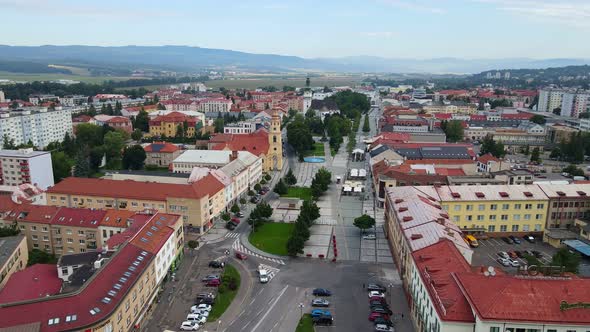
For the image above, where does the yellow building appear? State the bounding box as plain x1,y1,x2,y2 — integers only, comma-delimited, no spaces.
417,184,549,236
0,235,28,288
148,111,199,138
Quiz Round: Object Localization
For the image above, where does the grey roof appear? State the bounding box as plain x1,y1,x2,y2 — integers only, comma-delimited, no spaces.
369,145,390,158
0,150,50,158
394,146,471,160
57,251,102,267
0,235,25,270
310,99,339,111
104,170,189,178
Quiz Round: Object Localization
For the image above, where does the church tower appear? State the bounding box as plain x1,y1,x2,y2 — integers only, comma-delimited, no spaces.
267,110,283,171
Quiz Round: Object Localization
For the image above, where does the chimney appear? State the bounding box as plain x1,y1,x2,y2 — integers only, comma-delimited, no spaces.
230,151,238,162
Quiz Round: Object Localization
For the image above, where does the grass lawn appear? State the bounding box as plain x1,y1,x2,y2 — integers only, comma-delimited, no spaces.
295,314,314,332
0,71,132,83
207,264,241,321
248,222,295,256
304,142,325,157
282,186,313,201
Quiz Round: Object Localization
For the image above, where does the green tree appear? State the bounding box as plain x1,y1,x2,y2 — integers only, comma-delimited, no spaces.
551,248,581,273
530,147,541,163
187,240,199,250
134,109,150,132
231,204,240,214
27,249,57,266
285,169,297,186
221,212,231,221
73,152,90,177
239,198,247,205
480,135,505,158
274,179,289,195
131,129,143,141
264,173,272,181
300,200,320,226
122,145,147,170
287,234,305,257
530,115,546,125
444,120,464,143
51,151,73,183
362,115,370,132
254,183,261,191
88,146,104,171
157,103,166,110
103,131,125,167
62,132,77,157
2,135,16,149
293,218,311,241
353,214,376,234
287,115,314,156
214,118,224,133
562,165,584,177
76,123,104,148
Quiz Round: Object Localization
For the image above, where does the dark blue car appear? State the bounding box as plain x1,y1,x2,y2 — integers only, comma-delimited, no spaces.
312,288,332,296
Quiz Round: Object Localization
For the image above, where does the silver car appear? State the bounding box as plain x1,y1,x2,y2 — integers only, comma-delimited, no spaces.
311,298,330,307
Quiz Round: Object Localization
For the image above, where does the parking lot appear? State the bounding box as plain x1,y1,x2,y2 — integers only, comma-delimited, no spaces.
471,236,558,273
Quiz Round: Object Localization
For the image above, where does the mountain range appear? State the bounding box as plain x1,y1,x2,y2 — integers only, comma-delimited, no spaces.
0,45,589,74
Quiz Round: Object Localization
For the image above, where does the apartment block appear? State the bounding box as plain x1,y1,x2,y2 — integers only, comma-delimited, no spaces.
0,108,73,149
539,184,590,229
0,148,54,190
143,142,183,168
0,235,28,288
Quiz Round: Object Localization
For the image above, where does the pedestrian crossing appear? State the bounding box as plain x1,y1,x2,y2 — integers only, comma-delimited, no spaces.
225,232,240,238
314,219,337,225
257,263,280,282
231,239,286,265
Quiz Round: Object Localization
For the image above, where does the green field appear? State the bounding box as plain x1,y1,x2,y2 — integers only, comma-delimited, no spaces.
295,314,314,332
282,187,313,201
248,222,295,256
0,71,132,83
304,142,325,157
207,264,241,321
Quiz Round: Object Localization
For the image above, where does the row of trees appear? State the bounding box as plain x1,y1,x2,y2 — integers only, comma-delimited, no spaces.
362,114,371,133
247,202,274,232
440,120,464,143
551,132,590,163
287,200,321,256
311,168,332,200
273,169,297,195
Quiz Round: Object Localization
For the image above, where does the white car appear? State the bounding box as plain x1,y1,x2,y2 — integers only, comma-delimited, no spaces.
497,257,510,267
180,321,200,331
375,324,394,332
509,259,520,267
191,304,212,312
186,314,206,324
190,309,210,317
368,291,385,298
363,234,376,240
498,251,509,259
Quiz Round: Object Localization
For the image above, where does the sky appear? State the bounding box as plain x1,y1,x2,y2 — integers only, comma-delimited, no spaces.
1,0,590,59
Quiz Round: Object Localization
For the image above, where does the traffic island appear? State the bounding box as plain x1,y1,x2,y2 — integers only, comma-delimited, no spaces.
207,264,241,321
295,314,314,332
248,222,294,256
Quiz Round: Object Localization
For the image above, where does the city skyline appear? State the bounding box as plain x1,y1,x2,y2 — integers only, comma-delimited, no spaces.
1,0,590,59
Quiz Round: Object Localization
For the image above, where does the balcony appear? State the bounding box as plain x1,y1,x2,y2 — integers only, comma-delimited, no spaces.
87,243,97,250
19,161,28,166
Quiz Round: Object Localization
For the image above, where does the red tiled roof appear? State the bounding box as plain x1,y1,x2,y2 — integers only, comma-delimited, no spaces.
403,159,475,165
130,213,179,254
13,205,61,224
477,153,500,164
211,130,270,157
0,264,62,304
72,115,93,123
149,111,197,125
412,240,475,322
47,177,223,201
435,168,466,176
105,213,153,249
51,207,106,228
144,142,180,153
501,113,533,120
105,116,130,124
454,273,590,324
438,89,470,96
434,113,453,120
99,210,137,228
0,244,153,331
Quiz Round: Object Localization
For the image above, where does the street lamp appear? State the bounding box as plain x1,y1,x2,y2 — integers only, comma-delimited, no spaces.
298,303,304,318
217,320,221,331
387,283,394,309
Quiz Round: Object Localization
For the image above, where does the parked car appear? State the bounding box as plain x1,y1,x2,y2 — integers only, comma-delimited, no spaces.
180,321,200,331
205,279,221,287
311,309,332,318
514,250,524,258
501,237,514,244
196,297,214,305
523,235,535,243
370,300,388,307
368,291,385,298
375,323,395,331
369,296,385,302
367,283,386,292
259,190,266,195
498,251,509,259
231,217,241,224
311,298,330,307
369,312,390,321
186,314,206,324
363,234,377,240
250,197,259,203
508,251,518,259
532,250,543,258
509,259,520,267
208,261,224,268
371,307,393,315
235,212,245,218
225,222,236,230
196,292,215,300
498,257,511,267
191,304,212,312
312,316,333,326
509,235,522,244
201,275,220,282
524,249,535,257
374,317,394,327
190,309,209,318
312,288,332,296
235,252,247,260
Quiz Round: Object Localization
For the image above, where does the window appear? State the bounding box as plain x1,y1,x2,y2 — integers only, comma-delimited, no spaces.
78,230,84,235
42,226,48,232
125,299,130,312
501,215,508,220
67,238,73,243
31,226,37,231
490,328,500,332
512,225,519,232
524,214,531,220
489,215,496,221
466,204,473,211
477,215,484,221
513,214,520,221
502,204,510,210
488,225,495,232
536,214,543,220
523,224,530,231
131,202,138,207
79,239,85,244
537,203,544,209
490,204,497,210
453,216,460,222
117,311,122,322
478,204,485,211
500,225,507,232
454,205,461,211
466,215,473,221
525,204,532,209
514,204,521,210
66,229,72,235
32,235,38,240
535,224,542,231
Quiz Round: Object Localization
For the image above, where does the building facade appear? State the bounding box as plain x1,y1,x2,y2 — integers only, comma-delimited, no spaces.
0,149,54,190
0,235,28,289
0,108,73,149
143,142,183,168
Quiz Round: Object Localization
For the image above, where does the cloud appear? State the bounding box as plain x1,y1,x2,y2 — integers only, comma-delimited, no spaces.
361,31,398,39
475,0,590,28
377,0,446,14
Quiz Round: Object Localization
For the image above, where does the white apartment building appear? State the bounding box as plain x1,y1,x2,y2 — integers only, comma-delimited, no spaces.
538,88,590,117
59,95,87,107
0,108,73,149
0,148,54,190
538,89,565,114
223,121,257,134
580,118,590,132
0,90,5,103
197,98,232,113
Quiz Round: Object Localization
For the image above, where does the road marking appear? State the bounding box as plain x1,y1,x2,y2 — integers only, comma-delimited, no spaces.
250,285,289,332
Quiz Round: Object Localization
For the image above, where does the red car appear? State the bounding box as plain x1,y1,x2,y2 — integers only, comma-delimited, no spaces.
235,252,247,260
231,217,241,224
368,312,390,321
369,296,385,302
206,279,221,287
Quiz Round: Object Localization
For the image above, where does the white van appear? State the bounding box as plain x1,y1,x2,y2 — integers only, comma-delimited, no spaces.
259,269,269,283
